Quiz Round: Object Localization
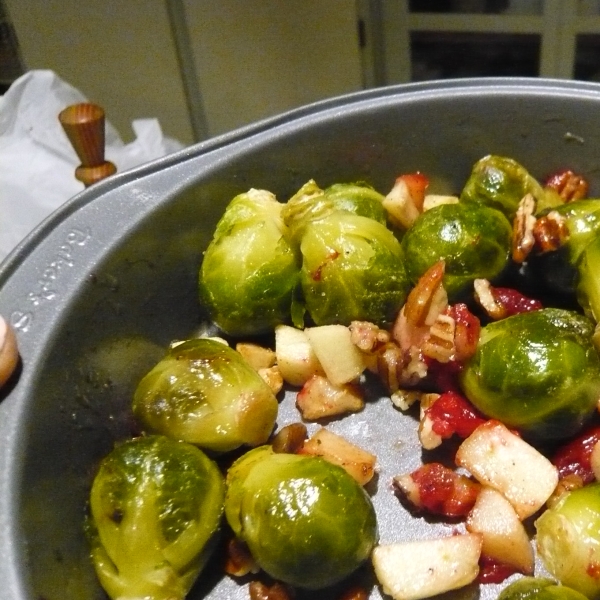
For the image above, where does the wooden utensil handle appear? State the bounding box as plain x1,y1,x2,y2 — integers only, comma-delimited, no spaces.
59,103,117,187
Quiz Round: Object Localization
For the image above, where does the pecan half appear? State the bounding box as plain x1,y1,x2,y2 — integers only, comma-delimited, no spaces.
545,169,589,202
422,313,455,363
512,193,537,263
532,210,569,253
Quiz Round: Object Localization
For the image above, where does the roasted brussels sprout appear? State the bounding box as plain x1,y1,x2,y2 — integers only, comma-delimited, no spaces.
224,447,378,590
536,482,600,599
400,202,512,299
460,155,562,219
88,435,225,600
299,212,410,326
460,308,600,441
498,577,589,600
133,339,278,453
282,180,387,244
577,233,600,324
528,199,600,296
198,188,299,336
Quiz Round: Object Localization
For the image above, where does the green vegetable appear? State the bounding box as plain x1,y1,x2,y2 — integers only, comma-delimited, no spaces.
299,212,410,326
88,435,224,600
282,180,387,245
529,199,600,296
536,482,600,599
224,448,378,590
460,308,600,440
400,202,512,299
199,188,299,336
498,577,589,600
133,339,278,453
460,154,561,219
577,233,600,324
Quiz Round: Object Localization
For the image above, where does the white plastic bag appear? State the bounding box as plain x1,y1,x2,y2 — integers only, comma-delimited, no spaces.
0,69,184,261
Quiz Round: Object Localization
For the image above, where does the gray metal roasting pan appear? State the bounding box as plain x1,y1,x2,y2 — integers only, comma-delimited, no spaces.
2,78,600,600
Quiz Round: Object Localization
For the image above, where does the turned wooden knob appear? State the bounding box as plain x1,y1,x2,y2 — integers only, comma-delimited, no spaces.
58,103,117,187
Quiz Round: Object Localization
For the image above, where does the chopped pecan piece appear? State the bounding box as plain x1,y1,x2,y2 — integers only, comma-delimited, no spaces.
337,585,369,600
533,210,569,253
546,473,584,509
447,303,480,362
474,279,542,320
349,320,390,353
376,342,405,392
249,581,295,600
512,193,537,263
225,538,259,577
390,388,429,411
296,374,364,421
545,168,589,202
418,393,443,449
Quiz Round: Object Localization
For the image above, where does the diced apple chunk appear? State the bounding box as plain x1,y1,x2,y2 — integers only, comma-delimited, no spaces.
372,533,482,600
455,421,559,520
275,325,324,386
296,374,364,421
466,487,534,574
236,342,276,371
299,427,376,486
305,325,367,386
258,365,283,395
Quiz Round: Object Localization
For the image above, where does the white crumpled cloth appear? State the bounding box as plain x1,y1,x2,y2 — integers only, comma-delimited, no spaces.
0,70,184,261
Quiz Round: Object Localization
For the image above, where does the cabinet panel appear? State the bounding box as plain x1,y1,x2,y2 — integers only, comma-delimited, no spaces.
183,0,363,137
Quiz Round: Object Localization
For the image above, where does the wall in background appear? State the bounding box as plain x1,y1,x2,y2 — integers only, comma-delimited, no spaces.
4,0,363,145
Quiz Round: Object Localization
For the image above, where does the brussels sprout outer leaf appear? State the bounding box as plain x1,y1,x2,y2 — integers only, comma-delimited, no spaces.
224,451,378,590
498,577,589,600
300,213,409,326
224,445,275,537
199,189,299,336
460,308,600,440
401,202,512,300
577,233,600,323
133,339,278,453
88,436,224,600
460,155,560,219
282,181,387,245
536,482,600,599
324,183,387,224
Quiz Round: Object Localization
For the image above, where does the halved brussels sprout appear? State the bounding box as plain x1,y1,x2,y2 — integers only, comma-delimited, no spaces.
224,448,378,590
499,577,589,600
529,199,600,296
536,482,600,599
133,339,278,453
88,435,224,600
400,202,512,300
300,212,410,326
460,308,600,441
460,155,561,219
199,188,299,336
282,180,387,245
